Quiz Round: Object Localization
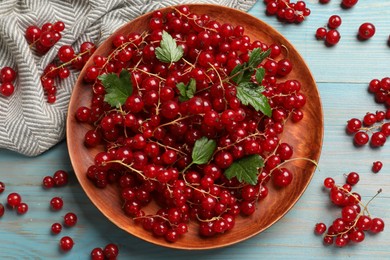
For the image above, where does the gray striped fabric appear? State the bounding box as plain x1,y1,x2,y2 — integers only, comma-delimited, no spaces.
0,0,256,156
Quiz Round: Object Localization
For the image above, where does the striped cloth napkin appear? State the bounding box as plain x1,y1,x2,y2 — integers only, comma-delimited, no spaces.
0,0,256,156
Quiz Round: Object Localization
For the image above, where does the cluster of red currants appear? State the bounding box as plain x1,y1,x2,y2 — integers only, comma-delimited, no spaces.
264,0,311,23
346,77,390,147
0,182,29,216
0,66,17,97
76,5,308,243
315,15,342,46
40,42,97,103
25,21,65,55
315,173,384,247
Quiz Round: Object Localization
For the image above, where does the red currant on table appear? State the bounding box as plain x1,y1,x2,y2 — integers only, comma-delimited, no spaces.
16,202,29,214
91,247,105,260
372,161,383,173
0,67,17,82
325,29,341,46
314,223,327,235
59,236,74,251
42,176,54,189
50,197,64,211
370,132,386,147
0,82,15,97
64,212,78,227
103,243,119,259
353,131,369,146
328,15,342,29
7,192,22,207
315,27,327,40
358,22,375,40
346,171,359,185
51,223,62,234
53,170,69,186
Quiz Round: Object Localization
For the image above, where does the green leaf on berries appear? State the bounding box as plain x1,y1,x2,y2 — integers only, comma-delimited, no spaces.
177,78,196,102
155,31,184,63
255,67,265,84
236,83,271,117
230,48,270,84
99,69,133,108
248,48,271,68
192,137,217,165
224,154,264,185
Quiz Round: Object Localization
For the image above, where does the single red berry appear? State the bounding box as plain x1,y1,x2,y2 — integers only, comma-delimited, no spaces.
7,192,22,207
53,21,65,32
325,29,341,46
328,15,342,29
53,170,69,186
323,177,335,189
103,243,119,259
372,161,383,173
346,171,359,185
59,236,74,251
315,27,327,40
370,132,386,147
353,131,369,146
91,247,105,260
346,118,362,133
25,25,42,43
370,218,385,233
0,181,5,193
16,203,29,214
50,197,64,211
42,176,54,189
64,212,78,227
314,223,327,235
358,23,375,40
51,223,62,234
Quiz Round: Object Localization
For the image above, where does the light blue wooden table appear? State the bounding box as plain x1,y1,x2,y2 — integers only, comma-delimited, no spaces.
1,1,390,259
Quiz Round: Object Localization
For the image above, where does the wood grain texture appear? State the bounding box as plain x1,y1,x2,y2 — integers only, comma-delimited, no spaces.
1,0,390,258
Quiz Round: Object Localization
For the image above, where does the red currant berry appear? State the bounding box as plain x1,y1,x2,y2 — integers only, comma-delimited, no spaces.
64,212,78,227
328,15,342,29
103,243,119,259
16,202,28,214
50,197,64,211
341,0,358,8
273,168,293,187
324,177,335,189
0,203,4,217
314,223,327,235
370,132,386,147
51,223,62,234
358,23,375,40
25,25,42,43
346,118,362,133
325,29,341,46
0,82,15,97
353,131,369,146
59,236,74,251
7,192,22,207
372,161,383,173
346,171,359,185
315,27,327,40
53,170,68,186
370,218,385,233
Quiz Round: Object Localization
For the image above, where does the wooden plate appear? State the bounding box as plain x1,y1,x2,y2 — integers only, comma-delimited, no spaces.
67,4,323,250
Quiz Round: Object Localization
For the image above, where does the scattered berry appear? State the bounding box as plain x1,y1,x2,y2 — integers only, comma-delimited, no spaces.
328,15,342,29
59,236,74,251
315,27,327,40
341,0,358,8
103,243,119,259
91,247,105,260
314,223,327,235
7,192,22,207
51,223,62,234
50,197,64,211
325,29,341,46
358,22,376,40
64,212,77,227
0,203,4,217
0,181,5,193
372,161,383,173
16,202,29,214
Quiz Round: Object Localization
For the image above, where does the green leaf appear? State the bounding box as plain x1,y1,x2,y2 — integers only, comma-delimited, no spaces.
230,63,244,84
99,69,133,108
255,67,265,84
177,78,196,102
248,48,271,68
155,31,184,63
236,83,271,117
192,137,217,165
224,155,264,185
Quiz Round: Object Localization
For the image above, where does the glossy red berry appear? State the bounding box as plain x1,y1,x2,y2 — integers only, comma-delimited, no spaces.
64,212,78,227
103,243,119,259
50,197,64,211
341,0,358,8
372,161,383,173
16,203,29,214
358,23,375,40
328,15,342,29
346,172,359,185
1,67,17,82
59,236,74,251
51,223,62,234
314,223,327,235
0,181,5,193
325,29,341,46
7,192,22,207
